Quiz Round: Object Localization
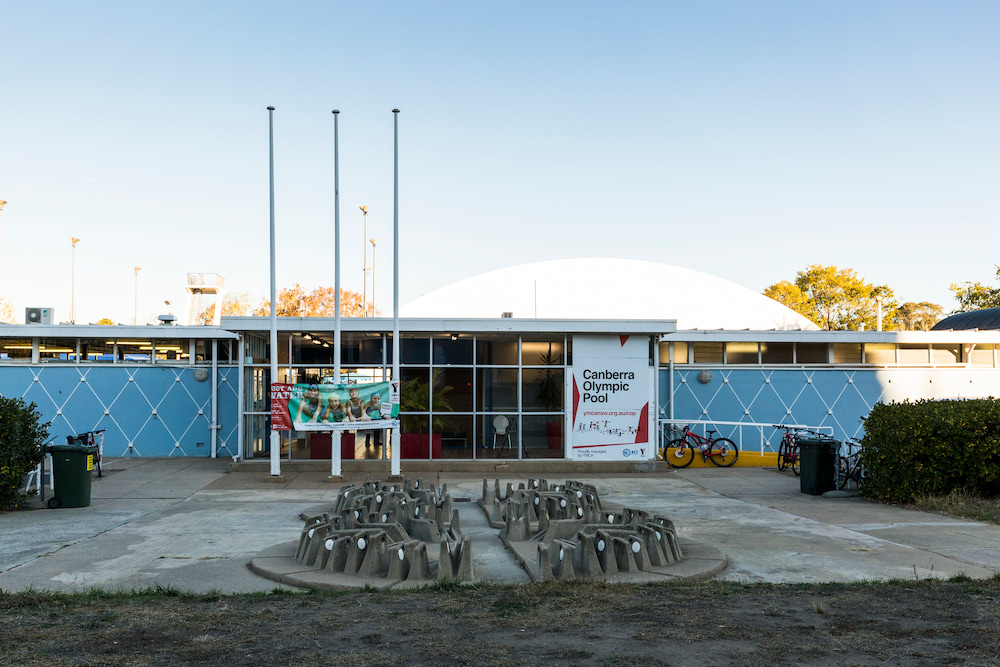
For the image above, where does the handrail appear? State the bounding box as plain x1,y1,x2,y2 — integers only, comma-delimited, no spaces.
657,418,834,455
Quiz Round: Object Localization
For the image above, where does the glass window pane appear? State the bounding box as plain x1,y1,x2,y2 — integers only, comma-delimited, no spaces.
761,342,792,364
522,368,564,412
832,343,863,364
477,368,518,412
521,415,564,459
433,367,473,412
341,333,383,365
522,338,564,366
117,339,151,362
477,414,517,460
433,335,473,365
899,344,929,365
400,337,430,364
292,333,335,365
970,345,995,367
865,343,895,364
0,339,32,361
726,342,758,364
796,343,828,364
433,414,473,460
657,341,688,364
400,367,431,413
693,342,723,363
931,344,961,365
153,339,186,361
39,338,75,361
476,335,518,365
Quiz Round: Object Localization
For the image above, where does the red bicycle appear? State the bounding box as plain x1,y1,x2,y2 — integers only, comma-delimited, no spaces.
774,425,801,476
662,426,739,468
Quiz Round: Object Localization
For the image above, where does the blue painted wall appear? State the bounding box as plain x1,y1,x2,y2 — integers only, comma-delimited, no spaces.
0,365,239,457
660,367,1000,453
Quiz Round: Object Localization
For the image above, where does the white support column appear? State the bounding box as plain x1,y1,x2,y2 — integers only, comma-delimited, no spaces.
390,109,401,478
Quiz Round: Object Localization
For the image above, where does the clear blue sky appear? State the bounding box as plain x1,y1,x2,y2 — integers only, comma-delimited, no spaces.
2,1,998,324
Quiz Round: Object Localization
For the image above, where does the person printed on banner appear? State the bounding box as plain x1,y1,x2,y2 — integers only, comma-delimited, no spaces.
365,393,383,447
295,384,323,423
323,393,348,423
346,387,367,422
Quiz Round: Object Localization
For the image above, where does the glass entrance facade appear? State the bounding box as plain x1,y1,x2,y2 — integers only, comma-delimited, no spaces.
241,331,569,460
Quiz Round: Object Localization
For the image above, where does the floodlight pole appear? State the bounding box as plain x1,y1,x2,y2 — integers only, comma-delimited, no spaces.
267,106,281,479
332,109,343,479
391,109,401,477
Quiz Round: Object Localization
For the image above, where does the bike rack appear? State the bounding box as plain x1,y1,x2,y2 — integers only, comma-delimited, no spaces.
657,419,834,455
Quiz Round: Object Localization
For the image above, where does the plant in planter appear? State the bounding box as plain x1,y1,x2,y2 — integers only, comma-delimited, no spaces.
399,370,456,458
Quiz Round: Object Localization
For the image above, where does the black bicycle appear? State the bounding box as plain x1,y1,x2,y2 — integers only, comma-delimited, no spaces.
837,439,865,491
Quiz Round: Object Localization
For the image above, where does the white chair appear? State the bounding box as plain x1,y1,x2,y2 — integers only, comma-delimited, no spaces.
492,415,517,458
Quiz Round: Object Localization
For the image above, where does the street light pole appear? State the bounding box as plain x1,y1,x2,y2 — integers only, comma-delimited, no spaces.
267,105,281,479
0,199,6,298
133,266,141,325
370,238,376,316
71,237,80,323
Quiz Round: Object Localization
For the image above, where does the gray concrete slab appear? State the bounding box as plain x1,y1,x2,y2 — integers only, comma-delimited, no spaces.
2,458,1000,594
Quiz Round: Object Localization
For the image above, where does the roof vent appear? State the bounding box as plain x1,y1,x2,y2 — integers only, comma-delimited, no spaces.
501,312,513,318
157,314,177,325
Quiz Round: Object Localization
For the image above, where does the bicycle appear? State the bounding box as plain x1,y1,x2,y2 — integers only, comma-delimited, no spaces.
837,438,865,491
67,429,106,477
773,425,801,476
662,426,738,468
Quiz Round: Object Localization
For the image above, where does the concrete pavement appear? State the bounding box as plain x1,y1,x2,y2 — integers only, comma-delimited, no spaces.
2,458,999,593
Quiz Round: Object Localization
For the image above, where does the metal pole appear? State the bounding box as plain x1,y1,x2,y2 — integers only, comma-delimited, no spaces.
0,199,6,299
361,205,368,316
267,106,281,478
332,109,342,478
370,238,376,315
133,267,140,325
71,237,79,323
391,109,401,477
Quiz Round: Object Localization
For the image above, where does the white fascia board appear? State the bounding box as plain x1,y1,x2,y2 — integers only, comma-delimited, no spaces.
662,330,1000,344
0,324,238,339
221,316,676,335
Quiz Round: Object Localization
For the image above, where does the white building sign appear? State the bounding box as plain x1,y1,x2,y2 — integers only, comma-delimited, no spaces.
570,335,653,461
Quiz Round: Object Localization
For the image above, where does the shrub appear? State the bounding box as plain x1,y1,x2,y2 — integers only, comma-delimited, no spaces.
862,398,1000,503
0,397,49,510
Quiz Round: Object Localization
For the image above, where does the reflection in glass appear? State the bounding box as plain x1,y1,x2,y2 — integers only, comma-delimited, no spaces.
476,336,517,365
522,368,563,412
433,335,473,365
477,368,518,412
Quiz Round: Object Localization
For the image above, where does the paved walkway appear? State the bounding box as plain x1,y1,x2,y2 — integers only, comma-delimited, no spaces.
1,458,998,593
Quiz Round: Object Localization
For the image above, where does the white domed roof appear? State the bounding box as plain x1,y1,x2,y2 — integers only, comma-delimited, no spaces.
402,259,818,331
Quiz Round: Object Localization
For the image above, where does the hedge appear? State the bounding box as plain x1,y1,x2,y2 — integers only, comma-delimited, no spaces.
0,397,49,510
862,398,1000,503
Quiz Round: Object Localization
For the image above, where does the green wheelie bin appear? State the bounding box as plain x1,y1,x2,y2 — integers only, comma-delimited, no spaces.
798,436,839,495
43,442,98,508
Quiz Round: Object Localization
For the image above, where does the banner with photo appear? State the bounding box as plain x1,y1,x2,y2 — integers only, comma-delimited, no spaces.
270,381,400,432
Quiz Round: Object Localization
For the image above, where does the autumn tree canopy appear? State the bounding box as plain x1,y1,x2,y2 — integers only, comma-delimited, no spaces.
252,285,372,318
892,302,944,331
763,264,899,331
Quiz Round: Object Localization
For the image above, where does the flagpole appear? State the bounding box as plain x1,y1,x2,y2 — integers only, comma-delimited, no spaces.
390,109,401,478
267,106,281,480
331,109,343,480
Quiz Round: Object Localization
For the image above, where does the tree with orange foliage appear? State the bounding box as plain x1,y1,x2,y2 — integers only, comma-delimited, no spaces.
252,285,372,317
197,292,256,325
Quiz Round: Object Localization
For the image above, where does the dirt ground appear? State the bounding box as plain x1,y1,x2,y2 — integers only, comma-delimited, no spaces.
2,577,1000,666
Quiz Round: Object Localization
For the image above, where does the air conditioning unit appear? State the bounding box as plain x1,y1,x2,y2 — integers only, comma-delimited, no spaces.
25,307,53,324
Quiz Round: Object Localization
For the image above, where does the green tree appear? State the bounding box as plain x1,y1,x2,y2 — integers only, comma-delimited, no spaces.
0,397,49,510
892,302,944,331
763,264,898,330
950,265,1000,312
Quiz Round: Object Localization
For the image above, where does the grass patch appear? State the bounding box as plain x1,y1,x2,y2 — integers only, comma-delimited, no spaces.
910,489,1000,525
